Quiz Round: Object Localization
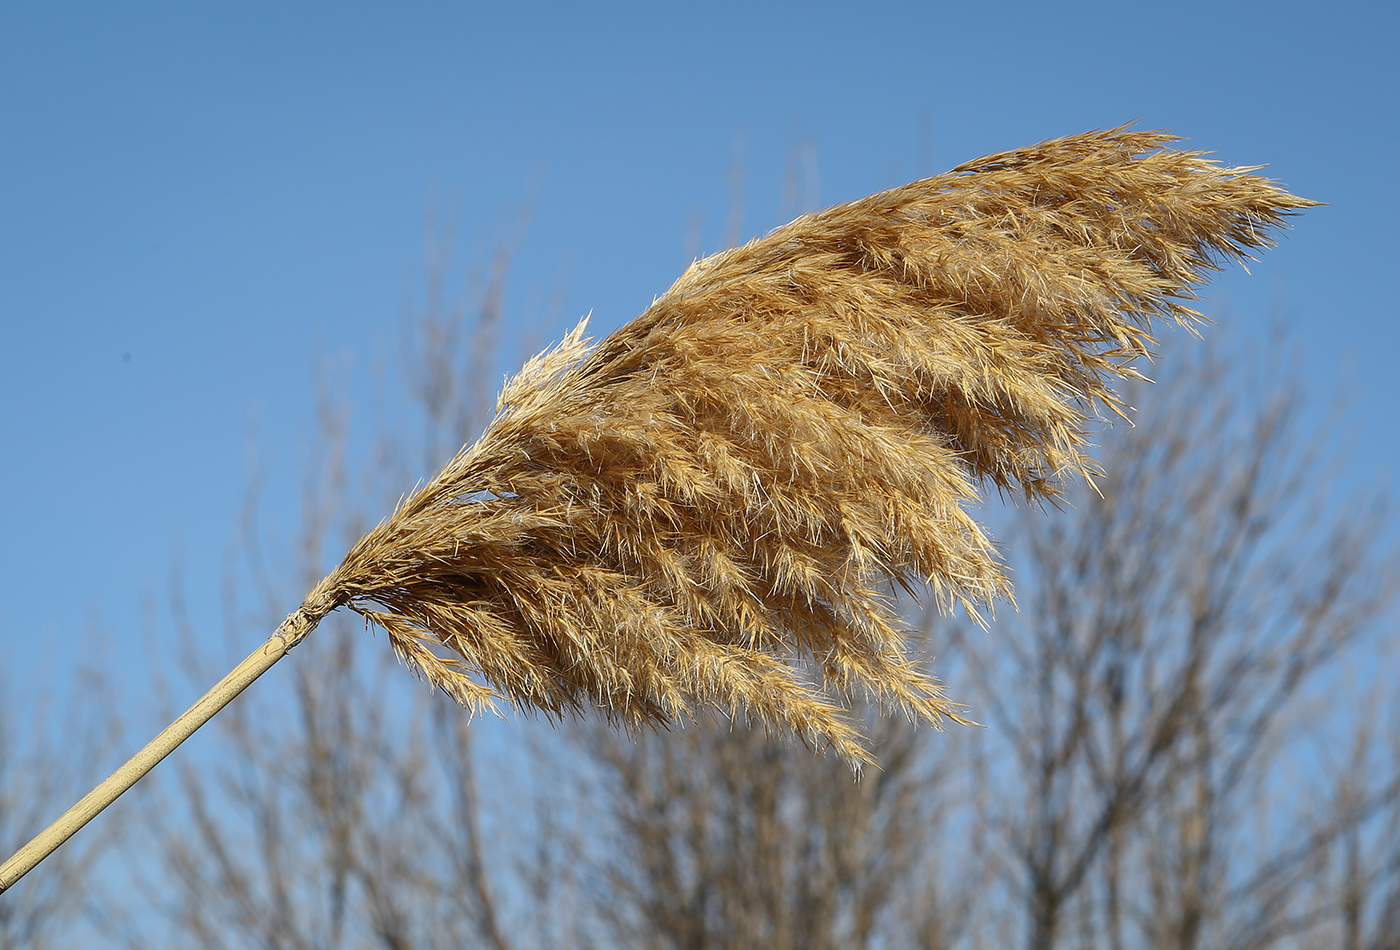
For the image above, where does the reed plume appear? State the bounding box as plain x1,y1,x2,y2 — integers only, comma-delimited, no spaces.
320,126,1314,763
0,126,1314,892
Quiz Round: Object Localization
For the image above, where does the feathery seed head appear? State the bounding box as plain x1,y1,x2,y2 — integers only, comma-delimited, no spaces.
325,127,1315,766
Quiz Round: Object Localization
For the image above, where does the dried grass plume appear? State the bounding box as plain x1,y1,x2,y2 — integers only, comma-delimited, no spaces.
316,126,1316,765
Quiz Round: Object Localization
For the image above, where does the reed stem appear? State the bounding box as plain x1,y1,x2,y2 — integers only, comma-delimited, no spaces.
0,589,337,895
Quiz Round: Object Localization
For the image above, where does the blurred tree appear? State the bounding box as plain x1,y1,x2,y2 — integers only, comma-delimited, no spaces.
949,342,1400,950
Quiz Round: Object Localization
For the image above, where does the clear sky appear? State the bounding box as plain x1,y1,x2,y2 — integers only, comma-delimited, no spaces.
2,0,1396,721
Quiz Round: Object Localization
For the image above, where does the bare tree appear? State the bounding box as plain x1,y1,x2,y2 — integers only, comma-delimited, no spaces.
950,339,1399,950
890,338,1400,950
569,706,993,950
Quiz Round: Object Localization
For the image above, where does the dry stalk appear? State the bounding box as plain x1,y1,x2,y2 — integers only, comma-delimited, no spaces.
0,126,1314,894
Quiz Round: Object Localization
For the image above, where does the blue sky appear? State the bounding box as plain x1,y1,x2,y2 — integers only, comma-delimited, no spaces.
2,0,1396,723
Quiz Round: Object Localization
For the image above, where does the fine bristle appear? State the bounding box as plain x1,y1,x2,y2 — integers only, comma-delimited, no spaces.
323,127,1315,765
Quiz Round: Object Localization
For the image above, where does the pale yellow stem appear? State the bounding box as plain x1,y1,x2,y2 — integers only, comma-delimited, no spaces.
0,582,340,895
